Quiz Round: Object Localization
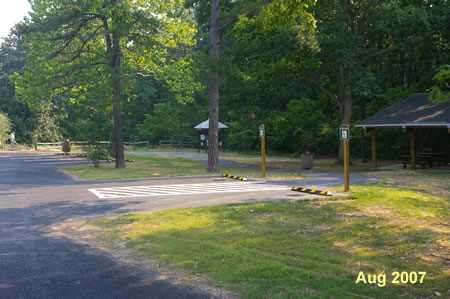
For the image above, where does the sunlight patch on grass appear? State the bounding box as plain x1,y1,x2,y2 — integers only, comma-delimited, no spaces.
62,154,305,180
91,183,449,298
63,154,207,180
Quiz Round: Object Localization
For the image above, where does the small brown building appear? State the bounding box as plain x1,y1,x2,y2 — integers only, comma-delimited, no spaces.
355,93,450,170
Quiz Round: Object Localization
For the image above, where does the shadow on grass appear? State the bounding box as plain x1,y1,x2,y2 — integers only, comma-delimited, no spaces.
97,200,448,298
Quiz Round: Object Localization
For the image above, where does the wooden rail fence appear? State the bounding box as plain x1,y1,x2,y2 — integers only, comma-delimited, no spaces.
159,140,193,148
35,141,110,150
123,141,150,149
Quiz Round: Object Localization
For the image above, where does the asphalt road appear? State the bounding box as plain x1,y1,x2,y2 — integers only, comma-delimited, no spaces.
0,152,378,298
133,151,380,186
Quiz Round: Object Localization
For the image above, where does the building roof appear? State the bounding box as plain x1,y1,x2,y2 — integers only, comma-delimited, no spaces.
194,119,229,130
355,93,450,129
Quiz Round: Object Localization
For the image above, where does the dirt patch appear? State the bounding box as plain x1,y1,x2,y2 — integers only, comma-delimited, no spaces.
334,202,450,267
58,168,84,181
294,224,330,234
222,154,396,171
365,170,450,197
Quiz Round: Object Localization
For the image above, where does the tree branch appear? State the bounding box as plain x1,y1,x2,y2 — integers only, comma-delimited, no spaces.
298,61,340,106
65,25,104,62
49,18,91,59
63,61,109,77
99,16,112,52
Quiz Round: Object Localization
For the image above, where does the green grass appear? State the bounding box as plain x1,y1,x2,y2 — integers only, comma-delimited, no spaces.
91,182,449,298
219,153,397,172
63,154,207,180
63,149,400,181
420,172,450,179
62,154,304,180
125,146,200,153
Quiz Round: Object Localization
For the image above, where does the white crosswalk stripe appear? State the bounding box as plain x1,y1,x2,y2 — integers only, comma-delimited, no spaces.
89,182,291,199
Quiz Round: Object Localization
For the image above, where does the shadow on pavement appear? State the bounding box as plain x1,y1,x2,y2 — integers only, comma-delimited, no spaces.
0,199,225,298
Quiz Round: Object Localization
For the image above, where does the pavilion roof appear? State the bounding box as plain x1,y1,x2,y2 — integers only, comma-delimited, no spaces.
355,93,450,129
194,119,229,130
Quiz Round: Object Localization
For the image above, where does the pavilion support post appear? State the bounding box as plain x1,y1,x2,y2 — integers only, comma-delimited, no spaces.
371,129,377,169
409,129,416,170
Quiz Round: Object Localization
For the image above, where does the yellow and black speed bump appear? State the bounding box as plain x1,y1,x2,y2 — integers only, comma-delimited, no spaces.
56,153,71,155
222,173,248,181
291,186,332,196
125,159,136,162
77,154,89,158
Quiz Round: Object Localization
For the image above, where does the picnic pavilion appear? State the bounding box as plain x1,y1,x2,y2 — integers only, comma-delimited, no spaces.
355,93,450,170
194,119,229,152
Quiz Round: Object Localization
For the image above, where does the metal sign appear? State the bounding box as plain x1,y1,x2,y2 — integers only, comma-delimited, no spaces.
340,125,350,140
340,124,350,191
259,125,265,137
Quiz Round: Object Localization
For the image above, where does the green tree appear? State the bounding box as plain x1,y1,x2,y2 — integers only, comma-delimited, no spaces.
428,65,450,102
188,0,266,171
233,0,448,162
31,101,63,143
0,112,11,144
137,102,178,144
207,0,221,172
0,24,33,143
13,0,196,168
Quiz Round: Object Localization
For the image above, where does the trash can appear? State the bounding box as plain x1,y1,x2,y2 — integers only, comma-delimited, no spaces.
62,139,71,153
300,151,313,169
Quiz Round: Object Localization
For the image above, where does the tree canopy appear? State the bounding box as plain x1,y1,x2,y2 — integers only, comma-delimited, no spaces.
12,0,196,167
0,0,447,160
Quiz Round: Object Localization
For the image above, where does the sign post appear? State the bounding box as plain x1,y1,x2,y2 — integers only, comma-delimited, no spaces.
340,125,350,191
259,124,266,177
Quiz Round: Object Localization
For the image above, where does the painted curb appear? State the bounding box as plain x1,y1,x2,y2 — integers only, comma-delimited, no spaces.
291,186,333,196
222,173,248,181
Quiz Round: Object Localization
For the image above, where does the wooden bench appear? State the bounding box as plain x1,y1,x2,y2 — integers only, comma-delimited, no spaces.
400,155,432,169
429,153,448,166
400,159,430,169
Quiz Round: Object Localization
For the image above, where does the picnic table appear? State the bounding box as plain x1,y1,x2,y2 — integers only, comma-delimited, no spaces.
400,153,448,169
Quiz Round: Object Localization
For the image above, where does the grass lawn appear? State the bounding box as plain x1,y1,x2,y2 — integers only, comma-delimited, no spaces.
63,154,207,180
220,152,396,172
90,172,449,298
129,148,397,171
62,154,304,180
62,149,398,181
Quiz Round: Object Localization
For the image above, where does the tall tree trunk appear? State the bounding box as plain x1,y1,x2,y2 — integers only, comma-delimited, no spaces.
208,0,220,173
111,13,125,168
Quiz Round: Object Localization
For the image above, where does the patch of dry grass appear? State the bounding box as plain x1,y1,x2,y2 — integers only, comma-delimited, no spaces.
91,171,449,298
221,153,396,171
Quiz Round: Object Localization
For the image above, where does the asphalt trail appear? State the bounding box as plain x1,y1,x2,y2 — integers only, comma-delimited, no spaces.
0,153,225,298
0,151,378,298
